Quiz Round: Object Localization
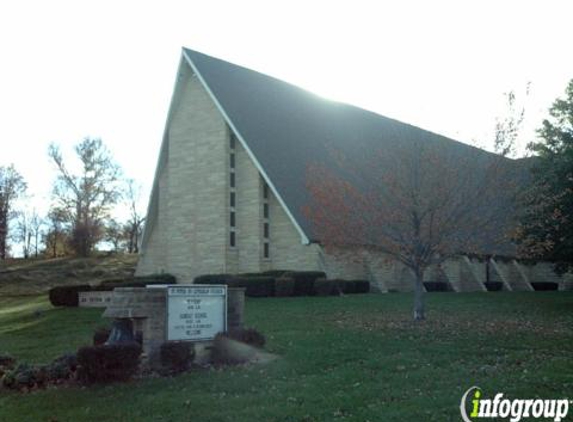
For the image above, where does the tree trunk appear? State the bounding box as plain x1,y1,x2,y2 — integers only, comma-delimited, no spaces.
0,219,6,260
413,270,425,321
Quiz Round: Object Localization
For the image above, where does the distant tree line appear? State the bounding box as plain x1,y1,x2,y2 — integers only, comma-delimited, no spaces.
0,138,145,259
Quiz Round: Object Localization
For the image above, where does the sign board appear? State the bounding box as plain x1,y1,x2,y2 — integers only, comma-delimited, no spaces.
79,291,113,308
167,285,227,341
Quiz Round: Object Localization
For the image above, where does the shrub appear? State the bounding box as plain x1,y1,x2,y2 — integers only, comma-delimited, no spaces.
340,280,357,294
285,271,326,296
2,366,39,391
98,273,177,290
275,277,295,297
196,275,275,297
135,273,177,284
2,363,41,390
313,279,335,296
194,274,236,285
232,277,275,297
77,343,142,384
484,281,503,291
531,282,559,291
160,341,194,374
353,280,370,294
1,354,77,391
0,353,15,368
44,353,77,382
423,282,451,292
228,327,266,348
93,327,111,346
48,285,91,307
260,270,290,277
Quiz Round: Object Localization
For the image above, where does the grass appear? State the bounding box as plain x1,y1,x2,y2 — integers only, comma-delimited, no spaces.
0,254,137,296
0,292,572,422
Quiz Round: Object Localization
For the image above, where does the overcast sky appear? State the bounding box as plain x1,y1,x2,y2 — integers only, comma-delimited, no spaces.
1,0,572,218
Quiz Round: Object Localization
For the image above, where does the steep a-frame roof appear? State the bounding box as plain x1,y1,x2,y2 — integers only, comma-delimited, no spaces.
181,48,524,252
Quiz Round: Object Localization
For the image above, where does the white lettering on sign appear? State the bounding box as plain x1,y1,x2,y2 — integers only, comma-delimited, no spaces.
167,285,227,341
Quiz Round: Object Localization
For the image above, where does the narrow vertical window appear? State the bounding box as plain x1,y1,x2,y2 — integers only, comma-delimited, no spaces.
229,131,237,248
262,179,270,259
264,242,269,258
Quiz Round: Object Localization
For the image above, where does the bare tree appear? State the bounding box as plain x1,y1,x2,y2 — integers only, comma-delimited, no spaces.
29,211,44,257
49,138,122,256
44,208,69,258
124,179,145,253
105,219,124,252
16,211,32,258
494,83,530,157
16,208,44,259
0,165,27,259
304,140,520,320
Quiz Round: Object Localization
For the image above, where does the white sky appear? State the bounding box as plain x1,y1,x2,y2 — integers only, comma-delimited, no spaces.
1,0,572,219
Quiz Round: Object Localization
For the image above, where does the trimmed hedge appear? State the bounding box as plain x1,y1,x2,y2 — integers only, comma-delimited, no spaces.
233,277,275,297
77,343,142,384
424,282,452,292
353,280,370,294
160,341,194,374
193,274,236,285
484,281,503,291
260,270,290,277
274,277,295,297
313,279,335,296
99,273,177,289
49,285,91,307
195,275,275,297
193,271,369,297
93,327,111,346
285,271,327,296
337,280,356,295
49,274,177,307
531,282,559,291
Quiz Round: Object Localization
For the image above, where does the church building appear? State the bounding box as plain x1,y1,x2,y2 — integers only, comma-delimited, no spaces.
136,48,570,292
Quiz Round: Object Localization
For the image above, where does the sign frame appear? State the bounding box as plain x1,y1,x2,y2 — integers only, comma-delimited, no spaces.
165,285,227,342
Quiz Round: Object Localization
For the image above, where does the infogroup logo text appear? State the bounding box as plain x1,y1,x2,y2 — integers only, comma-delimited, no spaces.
460,386,570,422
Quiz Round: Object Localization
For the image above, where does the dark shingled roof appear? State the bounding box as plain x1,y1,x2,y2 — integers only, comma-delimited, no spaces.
183,48,526,254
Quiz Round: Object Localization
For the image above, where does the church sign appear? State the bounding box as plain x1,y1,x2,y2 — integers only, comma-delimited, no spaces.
166,285,227,341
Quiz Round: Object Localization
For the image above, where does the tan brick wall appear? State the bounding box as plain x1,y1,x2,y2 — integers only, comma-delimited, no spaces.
136,157,168,275
167,66,228,282
137,64,228,281
137,61,321,280
234,141,263,273
267,192,320,272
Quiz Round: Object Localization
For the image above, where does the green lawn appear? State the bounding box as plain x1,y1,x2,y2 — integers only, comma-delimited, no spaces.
1,292,572,422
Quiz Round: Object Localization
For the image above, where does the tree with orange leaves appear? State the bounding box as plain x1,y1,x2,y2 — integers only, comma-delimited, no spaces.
304,138,521,320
